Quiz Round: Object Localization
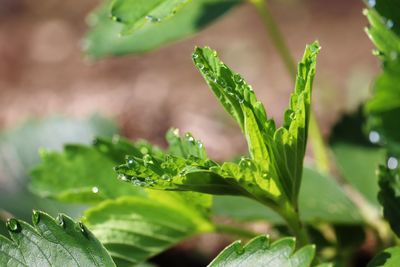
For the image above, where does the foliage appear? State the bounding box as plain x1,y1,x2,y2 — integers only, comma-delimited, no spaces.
84,0,240,58
0,211,115,266
208,235,315,267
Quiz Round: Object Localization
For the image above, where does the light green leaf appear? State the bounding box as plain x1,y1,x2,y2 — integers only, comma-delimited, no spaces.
207,235,315,267
368,246,400,267
212,166,362,224
30,137,150,204
0,211,115,267
84,192,214,266
377,164,400,237
84,0,240,58
111,0,192,35
116,43,320,211
365,7,400,155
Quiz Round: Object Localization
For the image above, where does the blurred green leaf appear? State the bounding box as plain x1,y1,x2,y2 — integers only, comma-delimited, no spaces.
332,142,385,206
365,7,400,155
208,235,315,267
368,246,400,267
212,166,362,224
0,211,115,266
30,137,150,204
84,191,214,266
84,0,240,59
111,0,192,35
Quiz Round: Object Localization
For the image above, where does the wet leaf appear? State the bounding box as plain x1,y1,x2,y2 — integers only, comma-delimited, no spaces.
0,211,115,266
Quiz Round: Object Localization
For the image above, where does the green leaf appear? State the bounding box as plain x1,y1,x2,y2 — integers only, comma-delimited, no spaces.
208,235,315,267
377,164,400,237
365,7,400,155
84,191,214,266
30,136,149,204
84,0,240,58
368,246,400,267
332,142,385,206
116,43,320,211
111,0,192,35
0,211,115,266
212,166,362,224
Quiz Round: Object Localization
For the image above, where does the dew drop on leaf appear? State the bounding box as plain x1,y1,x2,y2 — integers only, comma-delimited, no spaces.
386,19,394,29
78,222,89,238
196,63,205,70
91,187,99,193
6,218,20,232
56,214,65,228
145,15,161,23
32,210,40,225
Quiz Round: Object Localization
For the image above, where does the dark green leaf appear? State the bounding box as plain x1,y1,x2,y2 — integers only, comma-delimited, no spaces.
368,246,400,267
84,191,214,265
84,0,240,58
0,211,115,266
208,235,315,267
377,164,400,237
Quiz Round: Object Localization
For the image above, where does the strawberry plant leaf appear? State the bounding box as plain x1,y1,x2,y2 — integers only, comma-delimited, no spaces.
84,0,240,59
0,211,115,266
30,137,151,204
84,192,214,266
111,0,192,35
365,7,400,155
212,166,362,224
368,246,400,267
116,43,320,212
377,164,400,237
207,235,315,267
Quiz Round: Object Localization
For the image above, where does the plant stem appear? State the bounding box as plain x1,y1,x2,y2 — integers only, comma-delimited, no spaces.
248,0,331,173
278,204,310,247
248,0,297,79
215,223,259,239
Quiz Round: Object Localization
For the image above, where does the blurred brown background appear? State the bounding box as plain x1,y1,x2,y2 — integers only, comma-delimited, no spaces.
0,0,377,159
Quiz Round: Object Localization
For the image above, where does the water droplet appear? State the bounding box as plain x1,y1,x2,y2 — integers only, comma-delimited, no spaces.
185,133,195,143
192,53,199,59
212,50,217,57
111,16,122,22
127,158,135,165
198,143,203,149
56,214,65,228
112,135,120,144
118,174,129,182
6,219,20,232
78,222,89,238
236,95,244,104
196,63,205,70
369,131,380,144
161,174,171,181
388,157,399,170
145,15,160,22
386,19,394,29
32,210,40,225
368,0,376,7
218,78,227,87
143,154,154,165
91,187,99,194
233,74,243,83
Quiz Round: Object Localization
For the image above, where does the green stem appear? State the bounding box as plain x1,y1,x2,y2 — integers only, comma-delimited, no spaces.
215,224,259,239
278,204,310,247
248,0,331,173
